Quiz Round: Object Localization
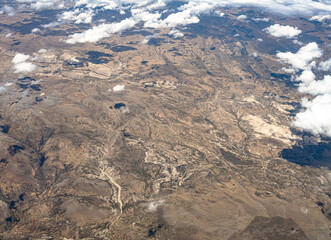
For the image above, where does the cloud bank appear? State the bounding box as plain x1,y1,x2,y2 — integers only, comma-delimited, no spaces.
277,44,331,137
293,93,331,137
57,0,331,44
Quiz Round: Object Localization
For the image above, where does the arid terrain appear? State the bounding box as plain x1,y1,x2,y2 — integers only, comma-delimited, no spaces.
0,1,330,239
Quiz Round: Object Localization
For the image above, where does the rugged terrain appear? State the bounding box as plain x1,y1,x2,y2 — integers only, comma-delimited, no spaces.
0,2,330,240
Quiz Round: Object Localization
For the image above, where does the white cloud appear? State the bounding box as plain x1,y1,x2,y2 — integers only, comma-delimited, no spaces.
143,199,165,212
275,42,331,136
294,73,331,137
318,58,331,72
75,0,118,9
38,49,48,53
169,28,184,38
31,2,54,10
214,10,224,17
264,24,302,38
112,84,125,92
31,28,41,34
253,17,269,22
39,0,329,45
214,0,331,16
237,14,247,20
42,21,60,28
298,75,331,95
58,8,95,24
16,0,331,17
296,70,315,84
276,42,323,70
282,67,296,74
293,94,331,137
292,39,303,45
13,62,37,73
5,33,13,38
16,0,65,10
4,82,13,87
310,14,331,22
12,53,30,64
143,1,215,28
66,18,137,44
12,53,37,74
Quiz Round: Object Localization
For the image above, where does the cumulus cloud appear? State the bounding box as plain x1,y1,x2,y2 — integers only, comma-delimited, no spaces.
264,24,302,38
112,84,125,92
58,8,95,24
318,58,331,72
237,14,247,20
66,18,137,44
12,53,30,64
145,1,215,28
5,33,13,38
296,70,315,83
275,41,331,136
12,53,37,74
294,72,331,136
293,94,331,137
276,42,323,71
13,62,37,74
169,28,184,38
298,74,331,95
